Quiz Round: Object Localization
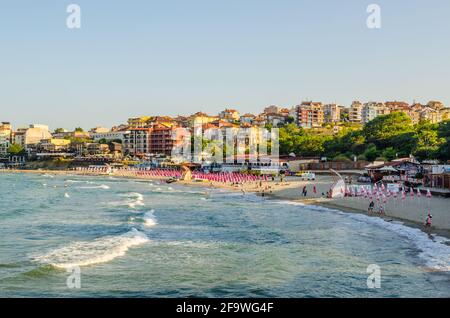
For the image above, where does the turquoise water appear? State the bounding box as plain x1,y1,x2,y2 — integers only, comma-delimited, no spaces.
0,173,449,297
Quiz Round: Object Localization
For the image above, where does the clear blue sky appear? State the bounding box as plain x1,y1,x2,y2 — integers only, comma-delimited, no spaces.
1,0,449,130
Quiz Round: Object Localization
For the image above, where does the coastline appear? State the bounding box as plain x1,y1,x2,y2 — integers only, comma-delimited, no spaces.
2,168,450,240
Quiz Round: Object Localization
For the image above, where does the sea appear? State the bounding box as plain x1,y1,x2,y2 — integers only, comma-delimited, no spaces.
0,172,449,297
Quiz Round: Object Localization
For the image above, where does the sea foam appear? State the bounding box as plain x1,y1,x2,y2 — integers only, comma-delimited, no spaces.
79,184,110,190
143,210,158,227
33,228,149,269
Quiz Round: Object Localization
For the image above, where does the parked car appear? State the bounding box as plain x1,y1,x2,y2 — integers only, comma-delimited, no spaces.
299,172,316,181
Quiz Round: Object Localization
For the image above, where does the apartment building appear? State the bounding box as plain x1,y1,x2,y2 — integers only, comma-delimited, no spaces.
188,112,219,127
148,124,178,156
323,104,341,123
362,102,385,124
127,116,152,129
240,113,256,125
13,124,52,150
219,109,240,122
420,107,442,124
296,102,324,128
0,122,12,156
124,128,152,156
263,105,280,114
349,101,363,123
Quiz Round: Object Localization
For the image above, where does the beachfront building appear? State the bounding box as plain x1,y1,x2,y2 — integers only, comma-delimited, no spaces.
366,158,423,183
124,128,152,157
296,102,324,128
0,122,12,156
38,138,71,153
427,165,450,190
0,134,10,156
13,124,52,150
124,124,186,157
148,124,178,156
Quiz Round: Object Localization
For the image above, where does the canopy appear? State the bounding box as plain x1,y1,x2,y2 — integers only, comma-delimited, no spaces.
378,166,398,172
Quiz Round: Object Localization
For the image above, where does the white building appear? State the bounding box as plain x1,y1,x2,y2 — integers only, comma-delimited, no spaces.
323,104,341,123
362,102,379,124
14,124,52,150
0,122,12,156
349,101,363,123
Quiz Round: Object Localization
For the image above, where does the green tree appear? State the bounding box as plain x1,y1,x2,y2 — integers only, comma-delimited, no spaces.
74,127,84,132
437,120,450,161
363,112,413,148
363,144,379,162
413,122,443,161
8,143,24,155
53,128,65,134
382,147,397,161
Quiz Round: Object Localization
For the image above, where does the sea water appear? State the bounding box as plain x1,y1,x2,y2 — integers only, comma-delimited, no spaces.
0,173,449,297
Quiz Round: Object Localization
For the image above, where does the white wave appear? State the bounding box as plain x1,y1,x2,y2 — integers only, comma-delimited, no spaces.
143,210,158,227
278,201,450,272
79,184,110,190
33,229,149,269
107,192,145,209
64,193,70,198
125,192,145,209
65,180,84,183
342,212,450,272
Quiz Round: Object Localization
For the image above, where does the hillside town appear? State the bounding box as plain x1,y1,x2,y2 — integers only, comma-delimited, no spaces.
1,100,450,191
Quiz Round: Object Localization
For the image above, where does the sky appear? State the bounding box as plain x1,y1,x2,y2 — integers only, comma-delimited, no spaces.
1,0,449,130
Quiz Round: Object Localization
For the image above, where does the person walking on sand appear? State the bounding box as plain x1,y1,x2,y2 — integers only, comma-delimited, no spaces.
302,186,308,197
378,205,385,216
425,213,432,228
368,201,375,214
313,185,317,195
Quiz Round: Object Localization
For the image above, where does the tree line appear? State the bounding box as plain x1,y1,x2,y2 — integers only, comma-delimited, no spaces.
278,112,450,162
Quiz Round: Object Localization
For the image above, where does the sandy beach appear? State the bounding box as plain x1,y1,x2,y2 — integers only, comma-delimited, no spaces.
2,169,450,237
